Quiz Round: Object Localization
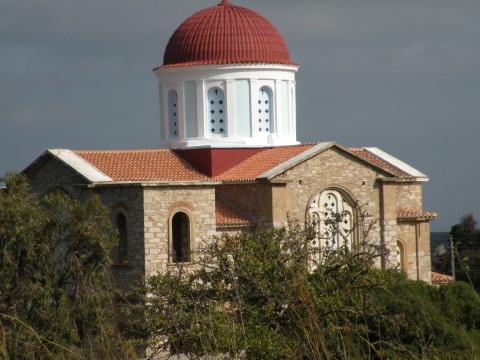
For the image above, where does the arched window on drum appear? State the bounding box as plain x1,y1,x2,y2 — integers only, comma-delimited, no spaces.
258,86,274,134
168,90,179,138
207,87,227,136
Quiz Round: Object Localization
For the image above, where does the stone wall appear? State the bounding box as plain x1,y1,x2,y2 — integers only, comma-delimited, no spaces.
93,185,145,288
27,156,88,199
215,147,433,283
379,183,399,270
143,185,217,275
390,182,423,210
274,148,383,249
25,147,433,284
382,181,430,282
397,221,431,282
253,147,431,282
217,183,274,224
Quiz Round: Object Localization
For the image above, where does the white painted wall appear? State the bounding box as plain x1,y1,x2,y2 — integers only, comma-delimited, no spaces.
155,64,300,148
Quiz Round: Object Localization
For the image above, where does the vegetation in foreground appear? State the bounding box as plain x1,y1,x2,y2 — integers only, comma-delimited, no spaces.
1,173,480,359
0,173,132,359
127,219,480,359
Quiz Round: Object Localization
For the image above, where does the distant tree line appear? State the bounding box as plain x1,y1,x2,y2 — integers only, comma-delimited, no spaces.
433,213,480,292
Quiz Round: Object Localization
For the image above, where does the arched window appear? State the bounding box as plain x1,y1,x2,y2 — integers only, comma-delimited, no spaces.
308,189,355,253
112,212,128,265
258,86,274,134
171,212,191,263
168,90,179,138
207,87,227,136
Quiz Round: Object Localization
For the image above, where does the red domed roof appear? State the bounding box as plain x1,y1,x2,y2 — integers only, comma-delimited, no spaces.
161,0,294,68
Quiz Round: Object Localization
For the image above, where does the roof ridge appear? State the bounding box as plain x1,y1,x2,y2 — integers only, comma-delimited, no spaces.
74,148,171,154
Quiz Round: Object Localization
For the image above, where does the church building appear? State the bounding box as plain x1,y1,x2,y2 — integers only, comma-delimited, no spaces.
24,0,437,285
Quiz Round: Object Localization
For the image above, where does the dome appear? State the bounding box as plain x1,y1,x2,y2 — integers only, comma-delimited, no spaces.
161,0,294,68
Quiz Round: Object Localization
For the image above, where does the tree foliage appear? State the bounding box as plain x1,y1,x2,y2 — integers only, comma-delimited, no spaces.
2,173,480,359
0,173,130,359
372,280,480,359
451,213,479,241
434,213,480,291
126,214,480,359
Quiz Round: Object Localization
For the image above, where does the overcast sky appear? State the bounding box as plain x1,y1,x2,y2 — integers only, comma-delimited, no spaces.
1,0,479,231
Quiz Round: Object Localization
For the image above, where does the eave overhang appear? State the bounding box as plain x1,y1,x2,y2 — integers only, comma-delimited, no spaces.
23,149,111,183
86,180,219,188
397,208,438,222
257,142,429,183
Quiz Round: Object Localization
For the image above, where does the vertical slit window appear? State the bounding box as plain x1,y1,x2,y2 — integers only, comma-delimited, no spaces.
397,241,404,270
207,87,227,136
172,212,190,263
113,213,128,265
168,90,179,138
258,86,273,134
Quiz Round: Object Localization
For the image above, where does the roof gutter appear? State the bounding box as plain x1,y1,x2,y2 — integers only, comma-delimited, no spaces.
87,180,220,188
377,176,429,183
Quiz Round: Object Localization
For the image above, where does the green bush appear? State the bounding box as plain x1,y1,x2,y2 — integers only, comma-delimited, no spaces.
127,220,480,360
0,173,131,359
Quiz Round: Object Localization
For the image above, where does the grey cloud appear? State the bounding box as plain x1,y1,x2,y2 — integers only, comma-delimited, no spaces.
1,0,479,230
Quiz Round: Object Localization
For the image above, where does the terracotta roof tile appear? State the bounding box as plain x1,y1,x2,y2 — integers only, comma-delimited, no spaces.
160,1,294,68
73,149,211,182
214,144,315,181
70,144,425,184
216,198,254,228
349,148,414,179
431,271,454,285
397,208,438,221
